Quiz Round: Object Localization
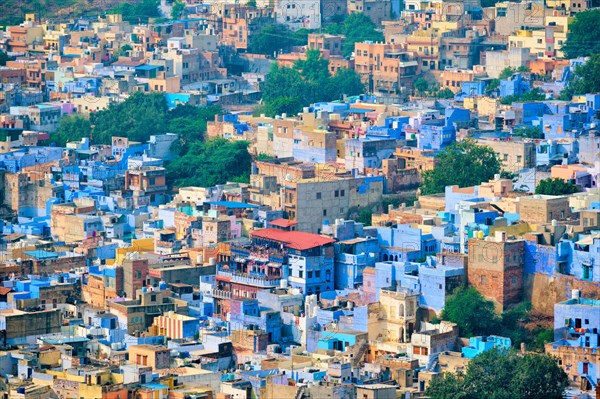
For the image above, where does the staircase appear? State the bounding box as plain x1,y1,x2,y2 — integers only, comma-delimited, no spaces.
426,354,439,372
294,385,308,399
351,340,368,368
584,374,596,391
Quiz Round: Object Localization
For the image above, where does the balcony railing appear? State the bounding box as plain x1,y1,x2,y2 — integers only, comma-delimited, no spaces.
217,270,281,287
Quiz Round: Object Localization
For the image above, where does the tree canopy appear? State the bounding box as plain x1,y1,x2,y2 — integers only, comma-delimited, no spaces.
171,0,185,19
167,138,252,188
414,77,429,94
52,115,92,147
108,0,161,24
77,92,221,149
248,25,310,56
439,288,554,350
512,126,543,139
420,139,502,195
90,92,169,144
440,287,499,337
562,9,600,58
426,349,569,399
258,50,364,116
0,50,12,67
535,177,579,196
324,13,385,56
560,53,600,99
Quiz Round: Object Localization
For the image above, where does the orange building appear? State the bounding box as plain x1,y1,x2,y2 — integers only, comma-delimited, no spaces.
354,42,419,95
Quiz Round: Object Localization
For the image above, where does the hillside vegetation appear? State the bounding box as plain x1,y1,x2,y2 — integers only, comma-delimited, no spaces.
0,0,141,26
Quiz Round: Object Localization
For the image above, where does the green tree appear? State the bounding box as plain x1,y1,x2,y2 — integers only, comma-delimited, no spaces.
261,64,307,115
167,138,252,187
436,88,455,99
260,56,364,116
327,68,365,100
294,49,330,81
512,126,542,139
356,208,373,226
248,25,308,55
414,77,429,94
440,287,499,337
562,9,600,58
427,349,569,399
109,0,160,24
167,104,221,155
52,115,92,147
533,328,554,351
246,0,257,5
325,13,385,56
517,65,530,73
535,177,579,195
560,53,600,99
420,139,501,195
171,0,185,19
0,50,12,66
118,44,133,57
90,91,169,144
499,66,516,80
485,78,500,94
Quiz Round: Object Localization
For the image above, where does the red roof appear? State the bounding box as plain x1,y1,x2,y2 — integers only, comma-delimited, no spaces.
250,228,335,250
269,218,299,228
0,287,12,295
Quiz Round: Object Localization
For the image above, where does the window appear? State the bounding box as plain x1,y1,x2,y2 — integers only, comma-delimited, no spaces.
323,209,327,216
481,275,486,285
511,276,517,286
315,271,320,278
298,270,303,278
316,192,321,199
150,294,156,301
335,190,339,197
308,271,313,278
341,190,345,196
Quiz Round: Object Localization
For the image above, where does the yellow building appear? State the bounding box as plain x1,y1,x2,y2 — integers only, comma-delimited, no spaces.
508,16,568,59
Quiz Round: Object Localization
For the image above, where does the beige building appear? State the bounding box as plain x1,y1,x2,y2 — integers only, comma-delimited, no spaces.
476,138,536,173
287,173,384,233
129,344,171,370
50,198,101,243
518,194,572,224
371,288,419,344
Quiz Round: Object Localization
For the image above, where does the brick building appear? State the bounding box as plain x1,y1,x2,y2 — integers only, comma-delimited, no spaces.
468,232,526,312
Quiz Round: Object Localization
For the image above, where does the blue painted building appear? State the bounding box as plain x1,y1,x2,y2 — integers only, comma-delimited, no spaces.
499,73,530,97
377,224,436,262
334,236,380,290
461,336,512,358
549,297,600,390
461,81,486,97
317,329,367,351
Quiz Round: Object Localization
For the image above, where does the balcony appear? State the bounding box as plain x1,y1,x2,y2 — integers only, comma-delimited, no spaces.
206,289,233,299
217,270,281,287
